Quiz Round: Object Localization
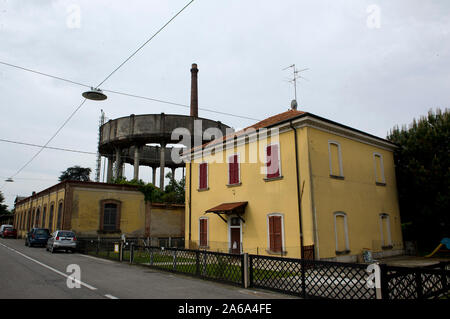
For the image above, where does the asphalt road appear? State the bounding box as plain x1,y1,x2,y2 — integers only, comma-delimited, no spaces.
0,238,289,299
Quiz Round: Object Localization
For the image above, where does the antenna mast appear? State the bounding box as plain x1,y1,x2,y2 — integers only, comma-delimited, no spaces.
95,109,105,182
283,64,309,103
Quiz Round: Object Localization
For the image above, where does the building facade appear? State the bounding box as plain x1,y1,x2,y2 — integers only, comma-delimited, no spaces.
184,109,404,261
14,181,184,240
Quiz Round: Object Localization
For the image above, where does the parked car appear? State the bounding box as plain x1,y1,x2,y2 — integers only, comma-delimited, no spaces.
25,228,51,247
46,230,77,253
1,227,17,238
0,224,13,237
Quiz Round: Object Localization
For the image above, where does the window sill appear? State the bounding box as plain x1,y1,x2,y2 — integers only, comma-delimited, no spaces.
97,229,121,234
266,249,287,256
336,250,351,255
376,182,386,186
330,175,345,180
199,245,209,249
263,176,283,182
226,182,242,188
197,187,210,192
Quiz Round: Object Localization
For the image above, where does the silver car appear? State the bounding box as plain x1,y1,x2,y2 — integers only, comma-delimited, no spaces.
46,230,77,253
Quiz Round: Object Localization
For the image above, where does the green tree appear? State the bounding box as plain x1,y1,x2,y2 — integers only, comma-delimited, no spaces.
387,108,449,252
163,171,185,204
0,191,10,214
59,166,92,182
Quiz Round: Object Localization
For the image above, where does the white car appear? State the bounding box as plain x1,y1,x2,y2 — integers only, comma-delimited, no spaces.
46,230,77,253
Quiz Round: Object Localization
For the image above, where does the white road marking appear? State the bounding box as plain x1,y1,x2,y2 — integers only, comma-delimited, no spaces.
78,253,115,263
104,294,119,299
0,242,97,290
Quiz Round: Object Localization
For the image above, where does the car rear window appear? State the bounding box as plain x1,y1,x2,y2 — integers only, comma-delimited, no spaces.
5,227,13,231
58,231,75,237
35,229,50,235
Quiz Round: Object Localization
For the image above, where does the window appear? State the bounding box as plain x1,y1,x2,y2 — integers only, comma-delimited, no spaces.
57,202,63,229
268,214,284,253
100,200,121,232
198,162,208,190
48,204,54,231
228,154,240,185
328,141,343,178
35,208,40,228
373,153,385,185
31,210,35,229
199,217,208,247
380,214,392,248
334,212,349,253
266,144,281,179
42,206,47,228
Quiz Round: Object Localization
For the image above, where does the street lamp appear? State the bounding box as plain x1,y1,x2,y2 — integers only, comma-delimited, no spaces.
82,87,107,101
5,178,13,182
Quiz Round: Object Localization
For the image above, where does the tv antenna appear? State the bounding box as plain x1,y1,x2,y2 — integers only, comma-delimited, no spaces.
283,64,309,102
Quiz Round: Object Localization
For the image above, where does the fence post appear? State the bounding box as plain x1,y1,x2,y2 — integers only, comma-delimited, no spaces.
173,250,177,271
130,243,134,264
96,239,99,255
249,255,253,288
243,253,249,288
415,270,423,299
300,258,306,299
150,248,154,266
379,264,389,300
195,250,200,276
119,242,123,262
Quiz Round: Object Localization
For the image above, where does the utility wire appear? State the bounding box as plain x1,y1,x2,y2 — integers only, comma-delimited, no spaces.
0,138,96,155
0,60,260,121
96,0,195,88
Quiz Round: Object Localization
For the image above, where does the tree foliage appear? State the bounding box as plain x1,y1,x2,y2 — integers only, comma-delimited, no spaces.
387,108,449,251
0,191,10,214
59,166,91,182
112,172,185,204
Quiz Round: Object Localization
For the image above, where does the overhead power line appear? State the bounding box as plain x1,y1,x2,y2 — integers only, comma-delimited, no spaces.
0,138,96,155
0,60,260,121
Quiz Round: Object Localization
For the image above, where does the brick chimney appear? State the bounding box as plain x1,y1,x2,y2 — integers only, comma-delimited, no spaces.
190,63,199,118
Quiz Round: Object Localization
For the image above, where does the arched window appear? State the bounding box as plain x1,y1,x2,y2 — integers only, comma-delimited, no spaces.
334,212,349,253
48,204,54,231
380,213,392,248
35,208,41,228
373,153,386,185
100,200,121,232
328,141,344,178
42,205,47,228
56,201,63,230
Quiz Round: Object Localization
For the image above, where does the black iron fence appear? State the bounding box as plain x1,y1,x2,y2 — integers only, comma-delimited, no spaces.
76,238,449,299
249,254,376,299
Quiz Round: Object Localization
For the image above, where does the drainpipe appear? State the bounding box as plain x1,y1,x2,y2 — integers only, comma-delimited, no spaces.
188,155,192,248
290,121,304,259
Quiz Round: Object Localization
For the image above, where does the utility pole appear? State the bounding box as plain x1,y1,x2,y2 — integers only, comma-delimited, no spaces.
95,109,105,182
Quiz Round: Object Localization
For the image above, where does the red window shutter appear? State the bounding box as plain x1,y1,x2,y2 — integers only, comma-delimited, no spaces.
266,145,280,179
269,216,282,252
199,163,207,189
200,219,207,246
229,155,239,184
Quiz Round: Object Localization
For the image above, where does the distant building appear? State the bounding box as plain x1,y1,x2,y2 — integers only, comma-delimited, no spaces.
13,181,184,241
183,109,404,262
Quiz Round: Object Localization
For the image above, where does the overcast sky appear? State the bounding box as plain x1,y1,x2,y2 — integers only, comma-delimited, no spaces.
1,0,449,209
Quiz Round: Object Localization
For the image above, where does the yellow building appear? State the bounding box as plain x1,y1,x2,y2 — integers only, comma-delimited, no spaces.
184,109,404,262
14,181,184,240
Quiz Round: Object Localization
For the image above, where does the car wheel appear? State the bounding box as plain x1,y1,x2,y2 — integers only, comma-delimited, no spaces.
25,240,28,246
46,246,49,251
50,245,55,254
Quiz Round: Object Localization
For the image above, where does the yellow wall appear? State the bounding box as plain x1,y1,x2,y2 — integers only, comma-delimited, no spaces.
307,127,403,259
185,122,403,261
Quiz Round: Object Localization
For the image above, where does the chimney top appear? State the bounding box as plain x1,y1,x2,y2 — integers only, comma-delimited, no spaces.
291,99,298,110
190,63,199,118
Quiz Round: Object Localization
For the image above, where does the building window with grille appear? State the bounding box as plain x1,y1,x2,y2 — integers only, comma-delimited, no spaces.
334,212,350,254
35,208,41,228
265,144,281,180
328,141,344,178
373,153,386,185
57,202,63,230
228,154,240,185
267,214,284,253
48,204,54,231
99,200,121,233
199,217,208,248
198,162,209,190
380,213,392,249
42,206,47,228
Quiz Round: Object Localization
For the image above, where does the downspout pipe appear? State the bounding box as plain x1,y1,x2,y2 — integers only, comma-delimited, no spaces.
188,155,192,248
290,121,304,259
